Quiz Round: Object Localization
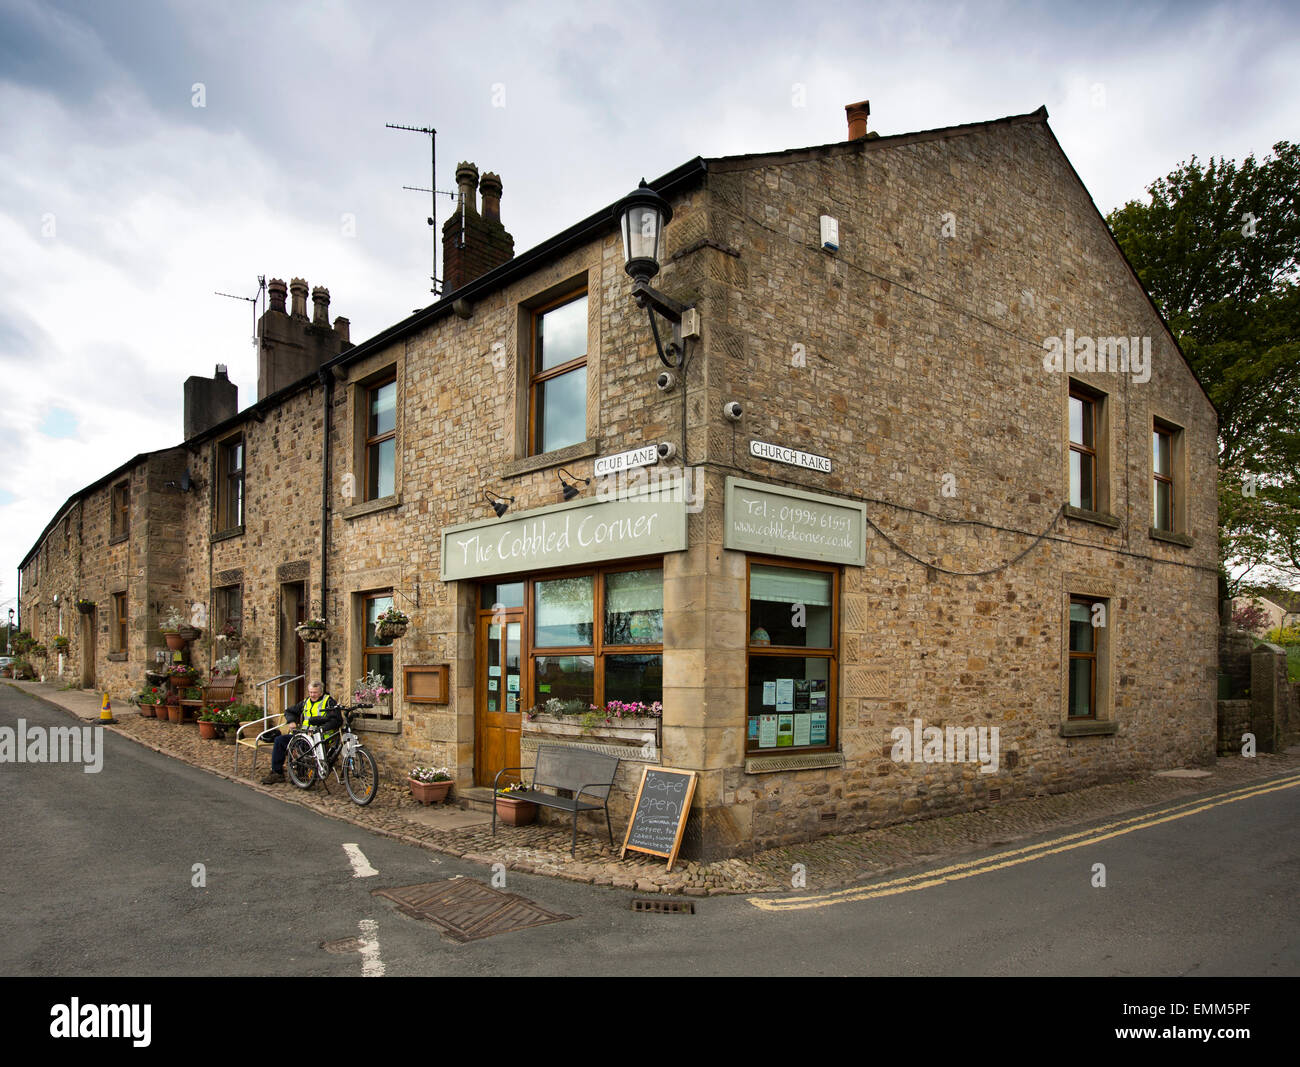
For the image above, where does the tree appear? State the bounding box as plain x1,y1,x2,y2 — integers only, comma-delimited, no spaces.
1107,142,1300,595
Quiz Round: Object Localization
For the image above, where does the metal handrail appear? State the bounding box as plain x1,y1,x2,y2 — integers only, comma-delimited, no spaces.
255,672,304,714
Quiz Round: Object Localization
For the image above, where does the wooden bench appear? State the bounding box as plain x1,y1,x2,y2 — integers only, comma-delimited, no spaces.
493,745,621,855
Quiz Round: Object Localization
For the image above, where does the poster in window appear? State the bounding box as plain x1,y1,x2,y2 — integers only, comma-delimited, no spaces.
810,711,827,745
506,693,517,713
762,681,776,706
488,698,497,712
810,679,827,711
793,713,811,747
776,714,794,746
488,666,501,677
506,675,519,691
488,679,498,691
794,679,811,711
776,678,794,712
758,714,778,748
748,717,759,741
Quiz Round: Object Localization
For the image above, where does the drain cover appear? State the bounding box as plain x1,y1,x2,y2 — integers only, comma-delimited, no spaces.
372,879,571,942
631,898,695,914
320,937,365,954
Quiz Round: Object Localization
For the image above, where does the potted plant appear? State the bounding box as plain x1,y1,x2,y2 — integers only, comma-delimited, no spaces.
353,670,393,710
213,652,240,677
75,598,96,615
197,709,223,739
296,617,326,643
164,692,184,723
134,686,163,717
375,605,409,641
215,621,241,650
494,781,537,825
160,606,187,651
408,765,454,804
165,662,198,685
52,635,70,655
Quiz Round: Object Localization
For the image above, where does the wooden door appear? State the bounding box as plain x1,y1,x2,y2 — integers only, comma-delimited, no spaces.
80,609,95,689
475,609,524,786
279,582,306,709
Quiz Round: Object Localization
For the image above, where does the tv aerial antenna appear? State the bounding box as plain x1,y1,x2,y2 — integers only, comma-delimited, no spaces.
214,275,267,350
386,122,456,297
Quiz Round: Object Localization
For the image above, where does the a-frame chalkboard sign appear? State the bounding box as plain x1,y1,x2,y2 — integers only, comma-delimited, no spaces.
620,766,697,871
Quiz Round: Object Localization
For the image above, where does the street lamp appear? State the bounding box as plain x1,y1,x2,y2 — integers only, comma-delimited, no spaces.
614,180,696,369
7,608,13,654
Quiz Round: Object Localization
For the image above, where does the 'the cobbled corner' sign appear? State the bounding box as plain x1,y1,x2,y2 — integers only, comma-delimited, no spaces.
724,477,866,567
594,445,659,478
441,483,688,581
749,440,832,473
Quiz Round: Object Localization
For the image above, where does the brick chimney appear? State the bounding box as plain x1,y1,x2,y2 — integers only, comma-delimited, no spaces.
845,99,871,139
257,276,354,400
441,161,515,294
184,364,238,440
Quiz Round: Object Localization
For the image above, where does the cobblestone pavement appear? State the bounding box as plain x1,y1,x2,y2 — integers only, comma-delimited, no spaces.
10,680,1299,896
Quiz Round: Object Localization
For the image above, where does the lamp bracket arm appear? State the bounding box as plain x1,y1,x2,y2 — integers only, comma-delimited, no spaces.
631,280,690,322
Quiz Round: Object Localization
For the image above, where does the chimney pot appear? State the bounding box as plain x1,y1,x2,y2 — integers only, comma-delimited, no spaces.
268,278,288,314
289,278,309,320
455,162,480,215
311,286,330,326
215,363,228,379
845,99,871,140
333,316,350,344
480,171,503,223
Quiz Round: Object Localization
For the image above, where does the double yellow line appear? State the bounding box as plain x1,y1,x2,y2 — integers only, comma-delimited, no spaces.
749,773,1300,911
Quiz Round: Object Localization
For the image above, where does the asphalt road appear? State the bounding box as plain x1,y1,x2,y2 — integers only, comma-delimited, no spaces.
2,684,1297,979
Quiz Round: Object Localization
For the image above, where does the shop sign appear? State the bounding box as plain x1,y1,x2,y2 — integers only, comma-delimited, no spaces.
441,484,688,581
594,445,658,477
724,477,866,566
749,440,832,473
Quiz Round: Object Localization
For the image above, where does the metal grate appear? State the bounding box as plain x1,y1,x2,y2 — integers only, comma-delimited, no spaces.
373,879,571,942
988,788,1001,802
631,898,695,914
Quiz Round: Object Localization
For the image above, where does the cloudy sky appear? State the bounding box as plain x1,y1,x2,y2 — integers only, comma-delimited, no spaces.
1,0,1297,614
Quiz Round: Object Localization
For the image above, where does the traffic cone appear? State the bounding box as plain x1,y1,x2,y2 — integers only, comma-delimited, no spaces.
99,691,118,725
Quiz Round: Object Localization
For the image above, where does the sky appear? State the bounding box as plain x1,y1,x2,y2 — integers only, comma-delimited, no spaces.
2,0,1297,614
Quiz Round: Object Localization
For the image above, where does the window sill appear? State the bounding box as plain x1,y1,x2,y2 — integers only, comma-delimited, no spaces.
211,526,245,544
1059,719,1118,737
745,751,844,774
107,652,127,662
108,533,129,546
1149,528,1192,548
341,494,401,520
354,717,401,734
503,439,600,478
1063,505,1121,529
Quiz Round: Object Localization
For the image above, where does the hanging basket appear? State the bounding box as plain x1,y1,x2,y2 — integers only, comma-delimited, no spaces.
296,625,326,643
75,600,96,615
375,620,408,641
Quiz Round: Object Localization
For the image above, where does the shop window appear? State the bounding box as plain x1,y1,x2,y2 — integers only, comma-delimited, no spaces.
364,376,396,501
1152,419,1184,535
359,592,395,718
110,480,129,542
529,290,588,455
215,434,245,532
529,566,662,711
1068,596,1107,719
746,560,838,754
112,591,128,654
1068,383,1109,515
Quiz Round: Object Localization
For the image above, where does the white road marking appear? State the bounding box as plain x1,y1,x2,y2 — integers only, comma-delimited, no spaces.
357,918,384,977
342,843,377,878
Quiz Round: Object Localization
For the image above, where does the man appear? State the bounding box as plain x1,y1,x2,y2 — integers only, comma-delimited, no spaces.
260,680,341,785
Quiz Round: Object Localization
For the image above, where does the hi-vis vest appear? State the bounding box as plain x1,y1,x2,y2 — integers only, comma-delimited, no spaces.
301,694,334,727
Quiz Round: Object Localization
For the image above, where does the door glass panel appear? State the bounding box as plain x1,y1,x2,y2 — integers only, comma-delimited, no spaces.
505,622,521,714
486,622,501,712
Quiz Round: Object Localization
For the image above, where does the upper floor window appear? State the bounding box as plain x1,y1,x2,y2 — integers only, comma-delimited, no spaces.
529,291,588,455
366,377,396,500
1151,418,1185,536
216,435,245,532
112,591,128,654
1068,390,1097,511
110,480,129,542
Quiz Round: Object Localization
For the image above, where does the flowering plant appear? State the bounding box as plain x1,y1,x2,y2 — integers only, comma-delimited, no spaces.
74,598,96,611
213,653,240,675
165,663,198,678
600,700,663,720
410,765,452,783
298,617,326,630
134,686,163,705
52,635,70,653
353,670,393,704
377,605,409,626
159,606,185,632
216,621,240,642
497,781,531,795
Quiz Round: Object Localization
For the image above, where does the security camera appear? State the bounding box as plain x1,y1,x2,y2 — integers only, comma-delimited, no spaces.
723,401,743,422
656,371,677,392
657,441,677,460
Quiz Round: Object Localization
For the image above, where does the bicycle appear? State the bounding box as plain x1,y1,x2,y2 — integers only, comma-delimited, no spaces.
284,704,380,806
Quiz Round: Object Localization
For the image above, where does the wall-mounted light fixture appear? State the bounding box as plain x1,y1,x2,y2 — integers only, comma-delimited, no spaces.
484,489,514,518
557,468,590,502
614,180,698,370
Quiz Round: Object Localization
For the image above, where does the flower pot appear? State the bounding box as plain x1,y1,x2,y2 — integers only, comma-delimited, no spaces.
495,795,537,826
163,632,187,651
409,778,453,805
167,705,184,724
297,626,325,643
178,624,202,641
376,621,408,641
198,720,219,739
139,704,156,718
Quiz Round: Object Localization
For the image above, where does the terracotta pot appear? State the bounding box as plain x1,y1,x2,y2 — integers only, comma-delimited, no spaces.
495,795,537,826
167,704,184,724
409,778,453,805
139,705,156,718
198,720,219,739
163,632,187,651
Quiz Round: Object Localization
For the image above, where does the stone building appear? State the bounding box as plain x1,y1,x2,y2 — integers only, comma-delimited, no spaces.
19,103,1219,858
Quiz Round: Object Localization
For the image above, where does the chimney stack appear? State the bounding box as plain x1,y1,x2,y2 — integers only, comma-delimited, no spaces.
441,161,515,294
184,364,238,440
312,286,330,326
845,99,871,140
268,277,287,314
257,276,353,400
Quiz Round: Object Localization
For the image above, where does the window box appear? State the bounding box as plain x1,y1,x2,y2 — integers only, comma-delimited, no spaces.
522,712,660,754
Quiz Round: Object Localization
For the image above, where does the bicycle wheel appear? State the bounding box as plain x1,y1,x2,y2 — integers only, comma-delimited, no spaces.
286,734,318,789
343,745,379,806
